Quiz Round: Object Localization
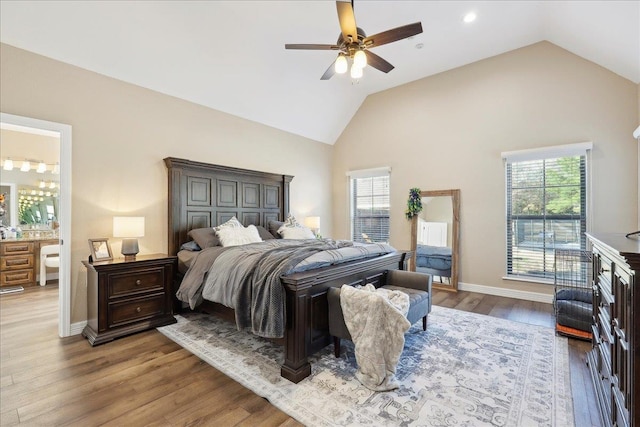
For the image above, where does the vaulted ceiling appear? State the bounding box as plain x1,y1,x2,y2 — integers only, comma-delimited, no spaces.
1,1,638,144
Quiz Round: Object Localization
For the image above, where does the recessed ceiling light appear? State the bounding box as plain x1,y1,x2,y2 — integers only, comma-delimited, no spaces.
463,12,477,23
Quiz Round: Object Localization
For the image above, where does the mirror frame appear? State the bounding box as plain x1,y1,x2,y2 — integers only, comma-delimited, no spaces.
410,189,460,292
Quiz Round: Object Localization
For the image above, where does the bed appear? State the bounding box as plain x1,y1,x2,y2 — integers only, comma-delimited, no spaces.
164,157,410,383
415,244,452,278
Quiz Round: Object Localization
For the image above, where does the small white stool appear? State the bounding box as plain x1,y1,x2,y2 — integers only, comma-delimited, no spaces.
40,244,60,286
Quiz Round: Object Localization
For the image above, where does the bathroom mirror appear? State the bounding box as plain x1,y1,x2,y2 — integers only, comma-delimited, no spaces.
410,189,460,292
17,186,59,227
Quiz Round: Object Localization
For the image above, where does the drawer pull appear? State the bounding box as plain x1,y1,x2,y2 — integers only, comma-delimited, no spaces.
135,279,142,286
136,307,141,313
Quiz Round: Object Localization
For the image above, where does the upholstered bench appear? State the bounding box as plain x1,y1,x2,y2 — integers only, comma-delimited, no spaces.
327,269,433,357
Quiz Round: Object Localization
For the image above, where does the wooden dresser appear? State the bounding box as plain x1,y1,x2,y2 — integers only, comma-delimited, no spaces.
587,232,640,427
0,238,59,288
82,254,177,346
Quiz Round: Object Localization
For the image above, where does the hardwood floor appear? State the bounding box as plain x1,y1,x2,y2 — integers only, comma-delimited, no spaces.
1,286,601,426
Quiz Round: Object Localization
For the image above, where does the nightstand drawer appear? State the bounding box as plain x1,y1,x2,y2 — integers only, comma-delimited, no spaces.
1,254,35,271
109,294,165,327
108,268,165,298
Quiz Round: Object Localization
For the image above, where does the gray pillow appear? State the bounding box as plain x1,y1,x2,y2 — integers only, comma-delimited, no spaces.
268,220,284,239
180,241,202,251
187,227,220,248
256,225,276,240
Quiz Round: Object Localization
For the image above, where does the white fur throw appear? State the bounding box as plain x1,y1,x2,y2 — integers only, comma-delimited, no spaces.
216,224,262,247
339,283,410,391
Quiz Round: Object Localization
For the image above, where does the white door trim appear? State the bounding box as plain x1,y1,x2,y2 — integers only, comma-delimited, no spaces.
0,112,72,337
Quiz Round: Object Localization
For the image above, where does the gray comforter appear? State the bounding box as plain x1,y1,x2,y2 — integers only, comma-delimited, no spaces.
175,239,395,338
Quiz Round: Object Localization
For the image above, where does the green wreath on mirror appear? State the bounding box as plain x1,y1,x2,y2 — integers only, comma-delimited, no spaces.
405,187,422,220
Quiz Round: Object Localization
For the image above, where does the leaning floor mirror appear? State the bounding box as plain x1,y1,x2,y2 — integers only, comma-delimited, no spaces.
410,189,460,292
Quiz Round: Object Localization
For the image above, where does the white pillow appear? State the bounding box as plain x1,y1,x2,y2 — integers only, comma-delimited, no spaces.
214,216,243,233
216,225,263,247
279,226,315,240
281,213,301,228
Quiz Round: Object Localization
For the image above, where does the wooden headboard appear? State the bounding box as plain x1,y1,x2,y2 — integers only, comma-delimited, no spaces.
164,157,293,256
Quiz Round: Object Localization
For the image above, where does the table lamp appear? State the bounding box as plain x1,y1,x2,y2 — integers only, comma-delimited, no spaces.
304,216,321,237
113,216,145,260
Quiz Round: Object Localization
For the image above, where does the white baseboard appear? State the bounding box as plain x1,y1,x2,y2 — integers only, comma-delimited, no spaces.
69,321,87,336
458,282,554,304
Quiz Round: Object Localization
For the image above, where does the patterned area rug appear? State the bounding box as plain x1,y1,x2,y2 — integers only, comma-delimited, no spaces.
158,305,574,427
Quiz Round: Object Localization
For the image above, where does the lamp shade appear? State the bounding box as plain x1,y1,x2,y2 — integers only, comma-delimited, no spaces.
113,216,145,237
350,64,363,79
353,49,367,68
334,54,348,74
304,216,320,230
113,217,145,260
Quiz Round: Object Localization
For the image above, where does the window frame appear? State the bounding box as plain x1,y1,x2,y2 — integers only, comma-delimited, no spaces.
347,167,391,244
502,142,592,283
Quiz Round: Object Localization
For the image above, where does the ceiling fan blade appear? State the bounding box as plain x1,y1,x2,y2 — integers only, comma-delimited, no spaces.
363,22,423,48
336,1,358,42
321,61,337,80
285,44,340,50
364,50,394,73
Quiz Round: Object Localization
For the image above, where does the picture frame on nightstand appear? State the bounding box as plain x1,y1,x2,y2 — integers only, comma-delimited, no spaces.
88,238,113,262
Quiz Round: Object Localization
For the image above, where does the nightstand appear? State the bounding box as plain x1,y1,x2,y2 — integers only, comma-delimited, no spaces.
82,253,177,346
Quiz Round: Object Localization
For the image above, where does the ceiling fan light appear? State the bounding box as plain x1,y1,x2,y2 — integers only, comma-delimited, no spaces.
353,49,367,68
335,54,348,74
350,64,363,79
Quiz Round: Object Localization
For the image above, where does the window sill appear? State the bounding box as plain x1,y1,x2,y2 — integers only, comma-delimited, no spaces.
502,276,554,286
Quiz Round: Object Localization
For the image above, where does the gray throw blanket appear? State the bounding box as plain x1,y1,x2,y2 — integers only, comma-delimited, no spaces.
202,239,346,338
340,284,410,391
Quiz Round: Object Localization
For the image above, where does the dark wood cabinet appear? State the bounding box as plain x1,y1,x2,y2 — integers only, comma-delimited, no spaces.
587,233,640,427
82,254,177,346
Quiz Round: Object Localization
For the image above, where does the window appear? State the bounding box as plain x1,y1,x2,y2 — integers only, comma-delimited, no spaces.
348,167,390,243
502,143,591,281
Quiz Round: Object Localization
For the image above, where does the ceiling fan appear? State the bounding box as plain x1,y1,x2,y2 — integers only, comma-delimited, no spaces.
285,0,423,80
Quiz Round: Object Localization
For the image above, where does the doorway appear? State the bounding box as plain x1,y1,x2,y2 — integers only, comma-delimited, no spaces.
0,112,72,337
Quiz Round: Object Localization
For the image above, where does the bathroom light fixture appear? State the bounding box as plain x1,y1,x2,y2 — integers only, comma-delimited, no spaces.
20,160,31,172
3,159,13,170
49,182,56,189
52,163,60,175
39,180,46,189
37,162,47,173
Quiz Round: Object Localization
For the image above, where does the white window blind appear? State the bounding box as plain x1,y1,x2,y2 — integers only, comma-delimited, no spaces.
347,167,390,243
503,143,590,281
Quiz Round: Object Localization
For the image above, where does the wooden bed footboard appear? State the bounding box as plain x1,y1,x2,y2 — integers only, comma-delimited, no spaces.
279,251,410,383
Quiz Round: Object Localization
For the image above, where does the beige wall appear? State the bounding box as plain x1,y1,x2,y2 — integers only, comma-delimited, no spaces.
0,43,333,324
333,41,638,296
